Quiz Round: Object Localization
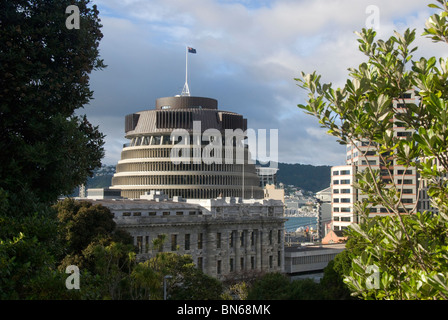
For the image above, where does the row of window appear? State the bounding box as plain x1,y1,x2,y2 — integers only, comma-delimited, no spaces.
333,188,351,194
333,198,351,203
333,216,352,222
120,187,263,200
128,134,245,148
116,161,248,174
120,210,201,217
333,207,351,213
135,230,283,254
113,173,257,187
333,188,414,197
333,179,351,185
291,253,338,266
334,205,416,214
332,170,351,176
217,252,281,274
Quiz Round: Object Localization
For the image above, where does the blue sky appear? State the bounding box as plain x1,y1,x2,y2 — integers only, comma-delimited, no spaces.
82,0,448,166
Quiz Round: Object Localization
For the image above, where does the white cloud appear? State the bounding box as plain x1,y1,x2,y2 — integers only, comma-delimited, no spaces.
85,0,448,167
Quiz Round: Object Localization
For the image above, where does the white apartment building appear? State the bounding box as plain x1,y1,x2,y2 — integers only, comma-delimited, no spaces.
331,165,357,231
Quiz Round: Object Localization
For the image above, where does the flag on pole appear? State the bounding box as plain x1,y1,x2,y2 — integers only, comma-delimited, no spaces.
188,47,197,54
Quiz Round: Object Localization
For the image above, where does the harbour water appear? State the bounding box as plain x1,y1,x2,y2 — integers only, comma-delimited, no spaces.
284,216,317,232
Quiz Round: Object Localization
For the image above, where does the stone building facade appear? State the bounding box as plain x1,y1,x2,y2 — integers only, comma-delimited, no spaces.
88,192,286,279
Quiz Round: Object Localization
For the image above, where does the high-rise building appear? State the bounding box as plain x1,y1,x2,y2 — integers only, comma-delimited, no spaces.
110,95,264,200
330,92,419,232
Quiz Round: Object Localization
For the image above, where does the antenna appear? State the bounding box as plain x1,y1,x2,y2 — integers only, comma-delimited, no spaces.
181,46,196,96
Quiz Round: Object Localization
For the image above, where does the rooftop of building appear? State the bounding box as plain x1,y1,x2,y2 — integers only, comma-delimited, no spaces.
284,243,346,253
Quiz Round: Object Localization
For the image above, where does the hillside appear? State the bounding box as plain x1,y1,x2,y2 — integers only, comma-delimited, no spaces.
76,163,331,195
276,162,331,193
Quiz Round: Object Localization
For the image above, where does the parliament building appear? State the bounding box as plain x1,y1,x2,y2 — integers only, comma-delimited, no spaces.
110,95,264,200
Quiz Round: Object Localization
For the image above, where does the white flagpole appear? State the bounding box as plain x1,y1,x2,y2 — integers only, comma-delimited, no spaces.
182,46,190,96
185,46,188,86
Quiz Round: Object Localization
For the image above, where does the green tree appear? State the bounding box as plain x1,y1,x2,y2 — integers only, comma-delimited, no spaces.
82,241,136,299
320,251,353,300
0,0,106,299
246,272,291,300
296,0,448,299
54,198,134,271
0,189,65,299
0,0,106,204
145,251,224,300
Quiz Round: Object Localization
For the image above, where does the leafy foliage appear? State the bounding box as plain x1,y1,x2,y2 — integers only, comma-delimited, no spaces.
0,0,106,203
295,0,448,299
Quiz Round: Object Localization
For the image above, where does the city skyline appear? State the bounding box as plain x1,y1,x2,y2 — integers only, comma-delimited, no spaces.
82,0,448,167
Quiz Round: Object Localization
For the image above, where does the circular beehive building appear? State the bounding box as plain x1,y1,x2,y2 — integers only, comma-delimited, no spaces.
110,95,263,199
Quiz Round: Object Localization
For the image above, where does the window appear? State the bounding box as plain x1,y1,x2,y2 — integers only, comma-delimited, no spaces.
394,120,405,128
341,198,350,203
197,257,203,271
340,170,350,175
397,169,413,175
198,233,203,249
230,230,236,248
333,170,339,176
341,189,351,194
185,234,190,250
123,212,131,216
341,207,351,212
148,211,157,216
163,211,170,216
217,260,222,274
400,93,412,99
340,179,350,184
230,258,234,272
402,198,414,204
137,236,143,254
217,233,221,249
157,234,165,252
278,251,281,267
176,211,183,216
398,179,413,184
341,216,351,222
333,180,339,185
133,212,141,216
171,234,178,251
333,198,340,203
